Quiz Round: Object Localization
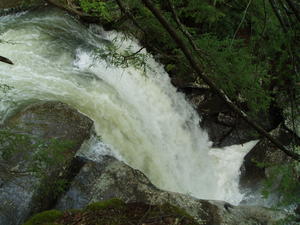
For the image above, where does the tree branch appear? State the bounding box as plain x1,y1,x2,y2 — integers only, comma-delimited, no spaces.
230,0,252,47
0,56,13,65
140,0,300,161
166,0,197,52
285,0,300,23
269,0,288,32
166,0,210,59
115,0,148,35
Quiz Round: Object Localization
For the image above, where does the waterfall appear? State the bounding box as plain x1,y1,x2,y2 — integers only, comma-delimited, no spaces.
0,7,257,205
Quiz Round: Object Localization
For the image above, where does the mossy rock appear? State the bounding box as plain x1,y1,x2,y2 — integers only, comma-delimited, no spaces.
24,199,199,225
23,210,63,225
85,198,125,211
0,101,92,225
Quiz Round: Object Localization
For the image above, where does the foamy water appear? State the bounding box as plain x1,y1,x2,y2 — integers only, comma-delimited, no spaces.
0,7,257,205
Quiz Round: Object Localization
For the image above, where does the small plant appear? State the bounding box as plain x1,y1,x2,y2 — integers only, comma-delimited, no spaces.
94,42,151,74
78,0,117,22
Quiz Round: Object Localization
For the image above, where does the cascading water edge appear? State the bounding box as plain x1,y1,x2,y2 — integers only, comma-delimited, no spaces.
0,6,258,205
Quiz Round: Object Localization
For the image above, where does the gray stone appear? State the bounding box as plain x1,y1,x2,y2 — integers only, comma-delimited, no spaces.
56,156,284,225
0,101,93,225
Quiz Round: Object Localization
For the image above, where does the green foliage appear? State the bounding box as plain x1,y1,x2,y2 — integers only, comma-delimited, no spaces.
254,148,300,224
195,34,272,113
77,0,116,22
178,0,225,24
276,214,300,225
94,42,150,73
23,210,63,225
262,159,300,207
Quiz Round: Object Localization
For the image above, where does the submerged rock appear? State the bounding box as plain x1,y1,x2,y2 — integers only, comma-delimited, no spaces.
56,156,283,225
0,101,93,225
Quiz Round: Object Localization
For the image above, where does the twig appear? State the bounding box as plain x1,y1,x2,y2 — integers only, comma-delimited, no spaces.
122,47,145,60
166,0,208,57
230,0,253,48
260,0,267,37
285,0,300,23
115,0,148,35
269,0,288,32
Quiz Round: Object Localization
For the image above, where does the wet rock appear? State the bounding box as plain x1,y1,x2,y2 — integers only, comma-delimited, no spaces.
56,156,284,225
239,124,300,205
185,89,275,147
6,101,93,147
0,101,93,225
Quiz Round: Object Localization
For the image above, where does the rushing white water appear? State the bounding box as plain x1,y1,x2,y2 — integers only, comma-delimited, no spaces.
0,7,257,205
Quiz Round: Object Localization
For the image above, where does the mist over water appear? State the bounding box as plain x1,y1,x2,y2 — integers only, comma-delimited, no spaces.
0,7,257,205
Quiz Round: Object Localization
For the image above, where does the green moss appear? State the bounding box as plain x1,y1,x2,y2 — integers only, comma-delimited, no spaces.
24,199,200,225
161,203,196,221
23,210,63,225
85,198,125,211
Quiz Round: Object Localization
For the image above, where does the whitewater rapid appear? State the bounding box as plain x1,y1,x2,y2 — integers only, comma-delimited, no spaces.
0,7,257,205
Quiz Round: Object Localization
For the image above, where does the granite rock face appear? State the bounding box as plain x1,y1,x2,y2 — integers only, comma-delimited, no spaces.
0,101,93,225
56,156,283,225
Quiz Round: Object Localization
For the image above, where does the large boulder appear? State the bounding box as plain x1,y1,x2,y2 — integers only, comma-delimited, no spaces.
0,101,93,225
25,199,201,225
0,0,45,9
56,156,284,225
